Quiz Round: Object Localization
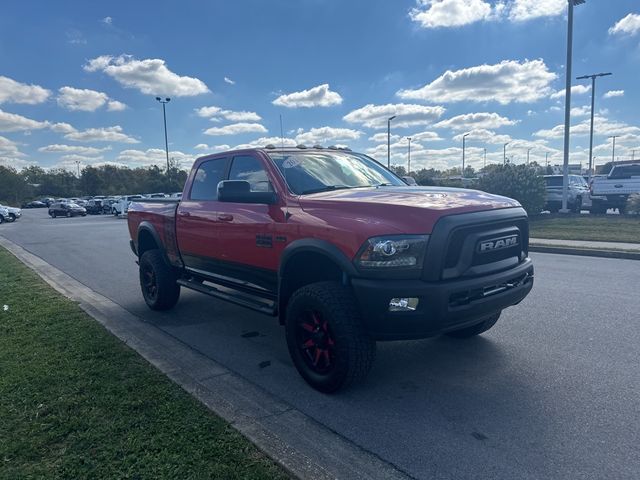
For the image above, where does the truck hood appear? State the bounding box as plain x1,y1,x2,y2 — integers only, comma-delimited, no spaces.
298,186,520,234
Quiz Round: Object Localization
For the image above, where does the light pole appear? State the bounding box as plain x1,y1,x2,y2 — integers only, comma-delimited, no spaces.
527,147,533,165
156,97,171,176
561,0,586,213
609,135,618,165
483,148,487,169
75,160,81,178
546,152,550,167
577,72,612,181
503,142,510,165
407,137,412,174
387,115,396,169
462,133,470,177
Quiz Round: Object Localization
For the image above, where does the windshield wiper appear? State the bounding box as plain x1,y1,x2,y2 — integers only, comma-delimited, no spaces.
299,185,351,195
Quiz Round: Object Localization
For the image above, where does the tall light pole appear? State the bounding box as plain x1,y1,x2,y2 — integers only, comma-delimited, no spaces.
546,152,550,167
75,160,81,178
156,97,171,176
503,142,510,165
387,115,396,169
577,72,612,181
527,147,533,165
609,135,618,165
561,0,586,213
483,148,487,169
407,137,412,174
462,133,470,177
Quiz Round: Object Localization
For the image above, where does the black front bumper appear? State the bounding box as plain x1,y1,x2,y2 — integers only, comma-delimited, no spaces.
351,258,534,341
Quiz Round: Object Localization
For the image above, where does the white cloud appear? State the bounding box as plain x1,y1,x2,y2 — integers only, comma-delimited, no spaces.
116,148,196,168
224,77,235,85
571,105,591,117
273,84,342,108
409,0,493,29
294,127,362,146
434,112,517,131
603,90,624,99
0,109,49,132
344,103,445,129
609,13,640,36
195,106,261,122
0,76,50,105
534,115,640,140
57,86,127,112
84,55,210,97
194,143,230,152
233,136,298,150
410,131,443,142
507,0,565,22
452,129,511,145
397,59,556,104
57,87,108,111
60,154,104,163
409,0,568,29
102,16,113,25
369,132,400,143
107,100,127,111
204,122,268,136
38,144,111,155
50,122,77,134
65,125,139,143
0,135,26,158
550,84,591,99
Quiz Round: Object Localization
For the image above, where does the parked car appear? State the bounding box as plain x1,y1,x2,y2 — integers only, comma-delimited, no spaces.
0,204,22,221
113,195,143,215
170,192,182,198
128,146,534,392
48,202,87,218
590,164,640,214
145,193,167,198
41,197,55,207
543,175,589,213
0,207,10,224
23,200,47,208
102,198,118,214
85,199,105,215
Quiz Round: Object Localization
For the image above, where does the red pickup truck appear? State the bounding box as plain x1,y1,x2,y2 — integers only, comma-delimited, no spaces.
128,146,534,392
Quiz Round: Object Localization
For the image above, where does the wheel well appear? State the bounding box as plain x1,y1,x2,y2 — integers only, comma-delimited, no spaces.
279,251,345,324
137,229,159,258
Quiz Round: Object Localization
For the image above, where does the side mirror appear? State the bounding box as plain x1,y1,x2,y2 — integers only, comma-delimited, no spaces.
217,180,277,204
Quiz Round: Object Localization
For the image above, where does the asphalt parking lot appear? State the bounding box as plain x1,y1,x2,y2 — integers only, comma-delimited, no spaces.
2,209,639,479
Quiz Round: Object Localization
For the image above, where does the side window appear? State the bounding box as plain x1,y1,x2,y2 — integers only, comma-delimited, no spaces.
228,155,272,192
190,158,228,200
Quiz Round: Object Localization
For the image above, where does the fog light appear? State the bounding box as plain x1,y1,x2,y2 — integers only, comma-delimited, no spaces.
389,297,419,312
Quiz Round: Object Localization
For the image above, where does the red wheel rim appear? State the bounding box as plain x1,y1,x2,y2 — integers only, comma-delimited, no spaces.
296,310,336,374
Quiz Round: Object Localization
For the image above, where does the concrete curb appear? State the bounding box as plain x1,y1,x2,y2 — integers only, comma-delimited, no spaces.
529,245,640,260
0,236,412,480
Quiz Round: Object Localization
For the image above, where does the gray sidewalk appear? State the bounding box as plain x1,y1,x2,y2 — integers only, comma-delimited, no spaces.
530,237,640,259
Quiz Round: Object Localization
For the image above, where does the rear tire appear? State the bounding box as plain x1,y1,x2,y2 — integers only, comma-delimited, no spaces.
0,216,3,224
139,249,180,311
445,313,500,339
51,211,56,218
8,213,16,222
573,197,582,213
285,281,375,393
66,211,71,218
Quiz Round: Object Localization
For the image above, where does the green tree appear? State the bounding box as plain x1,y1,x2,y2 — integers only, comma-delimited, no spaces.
477,164,545,216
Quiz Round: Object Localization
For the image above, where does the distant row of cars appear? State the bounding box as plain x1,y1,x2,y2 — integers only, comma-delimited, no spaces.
19,193,182,219
543,164,640,214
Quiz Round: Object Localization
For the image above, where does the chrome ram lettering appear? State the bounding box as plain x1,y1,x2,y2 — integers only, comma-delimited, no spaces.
478,235,518,253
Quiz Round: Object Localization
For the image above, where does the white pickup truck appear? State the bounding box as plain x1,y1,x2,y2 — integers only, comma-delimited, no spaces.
590,164,640,214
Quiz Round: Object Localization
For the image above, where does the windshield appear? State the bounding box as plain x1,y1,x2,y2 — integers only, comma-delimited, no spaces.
268,151,405,195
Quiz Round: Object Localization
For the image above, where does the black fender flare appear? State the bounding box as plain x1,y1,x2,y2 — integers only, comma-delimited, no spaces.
277,239,358,322
136,222,169,263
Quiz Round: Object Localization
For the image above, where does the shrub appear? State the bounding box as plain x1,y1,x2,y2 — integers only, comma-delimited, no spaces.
626,193,640,215
477,164,546,216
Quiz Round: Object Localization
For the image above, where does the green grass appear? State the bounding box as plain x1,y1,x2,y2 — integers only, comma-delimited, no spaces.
0,247,288,480
529,215,640,243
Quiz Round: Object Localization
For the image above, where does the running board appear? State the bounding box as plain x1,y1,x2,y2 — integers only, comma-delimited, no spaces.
177,278,277,316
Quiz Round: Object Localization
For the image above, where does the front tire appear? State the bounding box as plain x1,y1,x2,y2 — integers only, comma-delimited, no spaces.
285,281,375,393
8,213,16,222
51,211,56,218
445,313,500,339
139,249,180,311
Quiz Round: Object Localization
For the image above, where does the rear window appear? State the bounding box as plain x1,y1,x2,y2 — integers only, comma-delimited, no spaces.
544,176,563,187
190,158,228,200
610,165,640,179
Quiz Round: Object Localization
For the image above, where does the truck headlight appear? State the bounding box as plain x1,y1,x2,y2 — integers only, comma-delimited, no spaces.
355,235,429,270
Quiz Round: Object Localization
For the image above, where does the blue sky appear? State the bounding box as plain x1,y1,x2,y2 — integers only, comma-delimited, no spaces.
0,0,639,173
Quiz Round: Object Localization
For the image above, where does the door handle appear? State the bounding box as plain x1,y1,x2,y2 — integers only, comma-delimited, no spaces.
178,211,191,217
217,214,234,222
